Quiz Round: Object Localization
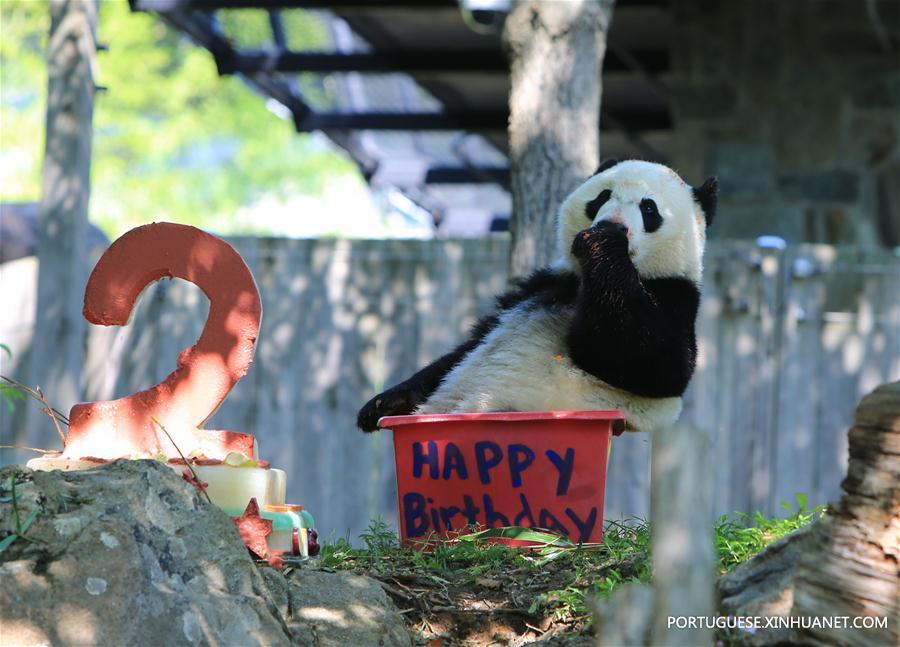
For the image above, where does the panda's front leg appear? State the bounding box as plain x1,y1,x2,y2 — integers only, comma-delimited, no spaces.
567,221,699,399
356,378,428,432
356,339,481,432
567,221,650,384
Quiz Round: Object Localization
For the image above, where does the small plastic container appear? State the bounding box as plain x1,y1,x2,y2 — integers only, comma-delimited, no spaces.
380,411,625,546
192,464,281,511
264,503,308,557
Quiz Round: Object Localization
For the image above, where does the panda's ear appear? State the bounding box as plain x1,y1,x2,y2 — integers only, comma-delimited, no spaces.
592,158,619,176
692,176,719,228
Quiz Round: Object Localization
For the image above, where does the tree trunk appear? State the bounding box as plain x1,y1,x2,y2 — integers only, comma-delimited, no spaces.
718,381,900,646
503,0,614,278
26,0,97,448
791,381,900,646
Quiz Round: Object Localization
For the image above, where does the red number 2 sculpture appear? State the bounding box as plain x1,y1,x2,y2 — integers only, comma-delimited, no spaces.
61,222,262,462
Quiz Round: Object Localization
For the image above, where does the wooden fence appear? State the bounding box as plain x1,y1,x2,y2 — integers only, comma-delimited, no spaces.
1,238,897,541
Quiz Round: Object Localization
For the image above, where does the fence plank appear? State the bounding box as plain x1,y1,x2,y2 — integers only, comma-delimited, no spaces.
714,243,762,517
772,248,824,511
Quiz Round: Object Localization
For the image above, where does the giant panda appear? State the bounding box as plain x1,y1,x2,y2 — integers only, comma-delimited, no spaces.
357,159,718,432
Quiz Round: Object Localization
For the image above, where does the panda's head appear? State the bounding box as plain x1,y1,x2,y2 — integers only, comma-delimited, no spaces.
557,159,718,283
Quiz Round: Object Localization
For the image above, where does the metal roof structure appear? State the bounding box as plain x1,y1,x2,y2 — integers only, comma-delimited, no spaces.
129,0,673,234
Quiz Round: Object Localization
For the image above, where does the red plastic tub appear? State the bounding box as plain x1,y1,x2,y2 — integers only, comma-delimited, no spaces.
380,411,625,546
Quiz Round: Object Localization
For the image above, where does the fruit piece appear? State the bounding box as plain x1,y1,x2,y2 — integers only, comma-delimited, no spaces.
224,451,255,467
307,529,320,557
232,498,272,559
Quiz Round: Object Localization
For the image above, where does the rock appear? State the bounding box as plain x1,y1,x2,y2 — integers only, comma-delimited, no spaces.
1,460,413,647
266,569,412,647
0,460,292,646
717,526,813,645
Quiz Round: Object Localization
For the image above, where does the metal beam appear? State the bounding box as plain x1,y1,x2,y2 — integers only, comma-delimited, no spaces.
295,108,670,133
424,165,509,185
216,49,668,75
268,10,286,49
294,110,508,132
217,50,506,74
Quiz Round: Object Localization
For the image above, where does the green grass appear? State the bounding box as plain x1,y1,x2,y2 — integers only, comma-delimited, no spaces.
0,474,41,553
318,496,825,628
715,493,826,572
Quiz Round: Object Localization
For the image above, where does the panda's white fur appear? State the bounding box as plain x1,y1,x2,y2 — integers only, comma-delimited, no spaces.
416,161,706,431
558,160,707,282
416,304,683,431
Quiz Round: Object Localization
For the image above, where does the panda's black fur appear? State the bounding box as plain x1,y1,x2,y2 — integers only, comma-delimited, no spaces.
566,224,701,399
358,160,717,433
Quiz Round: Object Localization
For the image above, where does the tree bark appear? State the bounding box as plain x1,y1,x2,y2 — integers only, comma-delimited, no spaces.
718,381,900,646
791,381,900,646
503,0,614,278
26,0,97,447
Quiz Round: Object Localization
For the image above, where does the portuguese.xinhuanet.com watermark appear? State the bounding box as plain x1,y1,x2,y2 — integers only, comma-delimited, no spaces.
667,615,888,631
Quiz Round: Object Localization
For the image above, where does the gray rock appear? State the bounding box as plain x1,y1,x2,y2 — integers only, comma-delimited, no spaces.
268,569,412,647
0,460,293,646
0,460,412,647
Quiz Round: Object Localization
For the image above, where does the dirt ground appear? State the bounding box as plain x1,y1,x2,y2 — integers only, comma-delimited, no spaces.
342,554,643,646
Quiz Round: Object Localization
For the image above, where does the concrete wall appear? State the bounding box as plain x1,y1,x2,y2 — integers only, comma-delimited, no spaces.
671,0,900,246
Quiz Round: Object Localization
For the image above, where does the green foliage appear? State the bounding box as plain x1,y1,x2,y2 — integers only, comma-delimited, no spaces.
0,474,40,553
527,520,653,620
0,347,25,413
218,8,329,51
0,375,69,432
715,493,826,572
0,0,49,197
0,384,26,414
0,0,360,238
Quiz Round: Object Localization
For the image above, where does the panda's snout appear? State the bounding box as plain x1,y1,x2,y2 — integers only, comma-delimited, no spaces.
604,218,631,238
609,221,629,235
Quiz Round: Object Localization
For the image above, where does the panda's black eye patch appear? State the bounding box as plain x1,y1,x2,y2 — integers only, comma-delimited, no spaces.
585,189,612,220
640,198,663,233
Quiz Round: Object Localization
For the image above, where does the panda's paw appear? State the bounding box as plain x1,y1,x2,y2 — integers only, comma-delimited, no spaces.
571,222,628,262
356,383,423,432
571,228,598,261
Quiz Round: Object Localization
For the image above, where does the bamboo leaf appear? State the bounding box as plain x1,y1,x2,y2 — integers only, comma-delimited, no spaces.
0,534,17,552
457,526,575,547
19,507,39,535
